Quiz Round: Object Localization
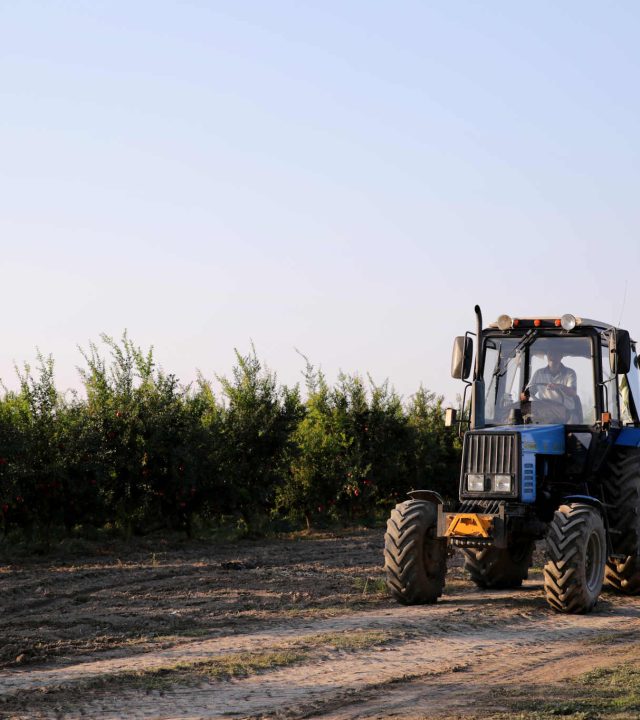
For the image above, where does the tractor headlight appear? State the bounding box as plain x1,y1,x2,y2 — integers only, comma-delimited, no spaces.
493,474,513,492
496,314,513,330
467,474,485,492
561,314,577,331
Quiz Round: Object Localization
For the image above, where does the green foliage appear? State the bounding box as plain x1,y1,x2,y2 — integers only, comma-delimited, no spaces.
1,354,67,538
0,337,461,539
406,387,461,500
281,364,351,527
217,346,303,531
276,362,459,528
78,333,223,537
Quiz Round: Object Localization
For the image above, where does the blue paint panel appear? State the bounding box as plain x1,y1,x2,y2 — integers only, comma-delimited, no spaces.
488,424,565,454
518,425,565,455
616,428,640,448
486,424,566,504
521,452,536,503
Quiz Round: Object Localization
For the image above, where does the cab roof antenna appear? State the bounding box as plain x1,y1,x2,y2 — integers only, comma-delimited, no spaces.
618,279,628,328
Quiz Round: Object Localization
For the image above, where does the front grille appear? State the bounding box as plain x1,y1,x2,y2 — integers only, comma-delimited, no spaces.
460,431,520,499
464,432,518,475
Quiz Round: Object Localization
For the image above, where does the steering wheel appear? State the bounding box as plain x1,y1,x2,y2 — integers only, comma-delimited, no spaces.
495,397,526,424
527,398,569,424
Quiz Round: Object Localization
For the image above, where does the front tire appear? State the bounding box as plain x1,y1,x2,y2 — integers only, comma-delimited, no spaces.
384,500,447,604
463,542,533,589
544,503,606,613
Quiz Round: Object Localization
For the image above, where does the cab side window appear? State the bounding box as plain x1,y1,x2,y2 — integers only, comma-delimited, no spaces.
621,349,640,425
601,343,620,421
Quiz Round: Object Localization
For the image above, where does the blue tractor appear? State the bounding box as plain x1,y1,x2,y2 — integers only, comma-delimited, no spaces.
384,307,640,613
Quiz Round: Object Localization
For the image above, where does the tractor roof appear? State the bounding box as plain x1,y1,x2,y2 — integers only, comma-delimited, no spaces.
488,316,615,331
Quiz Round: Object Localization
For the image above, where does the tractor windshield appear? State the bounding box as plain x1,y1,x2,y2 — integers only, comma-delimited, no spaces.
483,335,595,426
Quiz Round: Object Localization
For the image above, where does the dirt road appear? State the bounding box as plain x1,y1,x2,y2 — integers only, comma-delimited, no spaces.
1,530,639,719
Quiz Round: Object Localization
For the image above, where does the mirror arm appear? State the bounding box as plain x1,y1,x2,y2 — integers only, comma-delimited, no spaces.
458,380,472,438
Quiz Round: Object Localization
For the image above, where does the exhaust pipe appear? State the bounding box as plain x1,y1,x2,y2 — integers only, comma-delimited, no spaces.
474,305,483,378
471,305,485,429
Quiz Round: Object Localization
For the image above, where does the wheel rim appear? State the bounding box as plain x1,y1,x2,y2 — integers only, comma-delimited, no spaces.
585,530,604,592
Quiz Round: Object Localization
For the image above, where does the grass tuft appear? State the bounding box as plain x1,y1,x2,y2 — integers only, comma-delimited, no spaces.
308,630,390,651
496,656,640,720
353,576,388,595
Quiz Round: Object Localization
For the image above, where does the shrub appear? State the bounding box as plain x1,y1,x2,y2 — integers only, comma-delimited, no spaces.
0,337,462,539
217,346,303,532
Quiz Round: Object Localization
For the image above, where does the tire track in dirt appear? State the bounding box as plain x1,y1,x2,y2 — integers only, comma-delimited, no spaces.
3,587,640,719
0,601,514,694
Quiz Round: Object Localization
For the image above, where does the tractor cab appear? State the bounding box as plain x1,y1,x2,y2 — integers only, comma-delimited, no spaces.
451,311,640,432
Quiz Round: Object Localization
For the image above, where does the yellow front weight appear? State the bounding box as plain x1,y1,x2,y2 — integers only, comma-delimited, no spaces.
444,513,493,538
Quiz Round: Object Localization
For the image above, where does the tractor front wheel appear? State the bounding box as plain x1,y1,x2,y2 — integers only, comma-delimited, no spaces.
544,503,606,613
384,499,447,604
462,542,533,589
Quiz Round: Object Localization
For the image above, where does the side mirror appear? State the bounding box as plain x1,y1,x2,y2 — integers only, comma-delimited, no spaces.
451,336,473,380
609,329,631,375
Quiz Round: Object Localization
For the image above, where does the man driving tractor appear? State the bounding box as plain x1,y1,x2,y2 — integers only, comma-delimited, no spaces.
521,348,581,423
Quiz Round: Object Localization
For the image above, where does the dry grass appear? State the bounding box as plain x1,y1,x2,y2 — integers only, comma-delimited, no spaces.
486,655,640,720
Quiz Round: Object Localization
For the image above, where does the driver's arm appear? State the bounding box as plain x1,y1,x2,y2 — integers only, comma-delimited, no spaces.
521,370,542,401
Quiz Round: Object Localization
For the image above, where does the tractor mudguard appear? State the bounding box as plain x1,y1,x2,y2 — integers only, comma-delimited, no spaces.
616,428,640,448
561,494,605,513
408,490,444,505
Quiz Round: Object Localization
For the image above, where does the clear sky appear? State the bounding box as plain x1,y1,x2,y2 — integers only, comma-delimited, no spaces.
1,1,639,403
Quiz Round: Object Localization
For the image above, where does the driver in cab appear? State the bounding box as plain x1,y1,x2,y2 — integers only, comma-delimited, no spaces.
520,349,579,421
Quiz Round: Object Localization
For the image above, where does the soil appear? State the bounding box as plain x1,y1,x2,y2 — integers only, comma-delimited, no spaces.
1,529,639,719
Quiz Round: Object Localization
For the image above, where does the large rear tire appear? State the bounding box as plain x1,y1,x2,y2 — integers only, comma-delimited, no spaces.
384,499,447,605
462,542,533,589
544,503,606,613
602,450,640,594
605,556,640,594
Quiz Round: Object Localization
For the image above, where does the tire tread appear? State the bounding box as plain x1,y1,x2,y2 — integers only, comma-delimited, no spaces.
384,500,447,605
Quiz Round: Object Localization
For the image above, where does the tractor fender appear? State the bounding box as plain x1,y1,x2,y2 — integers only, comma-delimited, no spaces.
560,494,612,555
561,494,605,515
408,490,444,505
615,428,640,448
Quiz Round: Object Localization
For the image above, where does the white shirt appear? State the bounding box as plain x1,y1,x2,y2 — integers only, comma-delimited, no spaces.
528,363,577,412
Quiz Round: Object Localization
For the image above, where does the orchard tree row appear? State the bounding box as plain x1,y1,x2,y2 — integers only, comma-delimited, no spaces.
0,335,461,540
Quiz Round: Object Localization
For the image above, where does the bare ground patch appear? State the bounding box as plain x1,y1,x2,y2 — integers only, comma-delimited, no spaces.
2,532,640,719
0,529,389,670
